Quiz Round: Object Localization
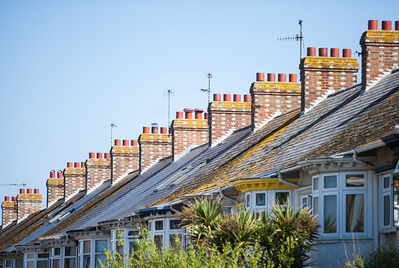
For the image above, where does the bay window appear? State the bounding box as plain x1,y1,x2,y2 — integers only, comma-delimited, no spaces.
244,190,292,213
78,239,108,268
147,218,185,249
110,229,140,258
48,247,76,268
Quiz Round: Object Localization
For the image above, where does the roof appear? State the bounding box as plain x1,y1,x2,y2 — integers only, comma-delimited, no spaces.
155,69,399,202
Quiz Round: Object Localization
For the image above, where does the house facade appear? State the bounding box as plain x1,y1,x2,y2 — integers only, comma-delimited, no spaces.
1,19,399,268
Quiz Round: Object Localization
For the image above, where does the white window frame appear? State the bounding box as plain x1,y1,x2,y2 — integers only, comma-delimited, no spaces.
245,189,293,214
312,171,371,239
78,239,109,268
24,252,49,268
147,218,185,249
48,246,77,268
110,229,139,259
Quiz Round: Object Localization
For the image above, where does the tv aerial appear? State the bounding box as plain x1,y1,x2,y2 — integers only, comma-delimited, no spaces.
278,20,304,61
163,86,175,128
110,123,117,146
200,72,213,105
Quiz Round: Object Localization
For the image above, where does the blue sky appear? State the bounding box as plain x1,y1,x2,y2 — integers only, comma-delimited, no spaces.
0,0,398,220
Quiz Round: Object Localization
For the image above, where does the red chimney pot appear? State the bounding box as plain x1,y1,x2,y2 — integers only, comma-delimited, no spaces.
256,72,265,81
223,94,231,101
143,126,150,133
104,153,111,159
278,73,286,82
34,189,39,194
12,197,16,201
131,140,138,146
382,21,392,30
67,162,73,168
81,162,85,168
5,196,10,201
319,48,328,57
213,94,221,101
330,48,339,57
343,49,352,58
368,20,378,30
204,112,209,119
233,94,241,102
244,94,251,102
395,21,399,31
97,153,103,159
267,73,275,82
57,171,63,178
89,152,95,159
74,162,79,168
160,127,167,134
307,47,316,56
183,108,194,119
176,111,183,119
194,108,204,119
114,139,121,146
27,189,32,194
123,139,129,146
50,170,55,178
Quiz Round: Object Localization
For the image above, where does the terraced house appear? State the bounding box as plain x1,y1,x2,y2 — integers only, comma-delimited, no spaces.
1,19,399,268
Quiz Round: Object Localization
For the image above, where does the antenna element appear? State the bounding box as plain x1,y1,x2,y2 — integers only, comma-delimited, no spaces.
278,20,304,62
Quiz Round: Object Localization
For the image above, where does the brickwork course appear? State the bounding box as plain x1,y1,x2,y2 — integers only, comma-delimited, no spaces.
46,176,64,206
111,143,139,183
361,29,399,89
208,99,251,146
86,158,111,192
64,165,86,199
300,55,359,109
1,198,16,227
16,191,42,223
172,118,208,158
250,81,301,130
139,133,172,172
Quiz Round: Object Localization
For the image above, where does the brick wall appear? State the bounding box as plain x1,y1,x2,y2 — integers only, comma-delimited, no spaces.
250,73,301,131
360,20,399,90
46,170,64,206
139,127,172,172
64,162,86,199
86,153,111,192
16,189,42,223
1,196,16,227
208,94,251,146
111,139,139,183
172,108,208,159
300,47,359,110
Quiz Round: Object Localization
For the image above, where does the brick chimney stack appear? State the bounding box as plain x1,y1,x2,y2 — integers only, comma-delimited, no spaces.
46,170,64,206
64,161,86,200
250,73,301,131
360,20,399,90
299,47,359,111
86,153,111,192
16,189,42,222
111,139,139,183
1,196,16,227
208,93,251,146
139,126,172,173
172,108,208,160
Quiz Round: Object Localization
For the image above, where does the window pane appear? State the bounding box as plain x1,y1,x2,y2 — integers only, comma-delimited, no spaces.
95,254,105,268
313,177,318,191
324,176,337,189
155,220,163,230
38,254,49,259
52,259,60,268
346,194,364,232
82,256,90,268
65,247,76,257
256,193,266,206
27,261,34,268
384,195,391,226
54,248,61,256
324,195,337,233
246,194,250,208
95,240,107,252
346,174,364,187
27,254,35,259
384,176,390,189
148,221,152,231
127,231,139,237
313,197,318,215
169,234,182,249
64,258,76,268
275,192,289,204
302,197,307,209
170,219,181,229
154,235,163,250
37,261,48,268
83,241,91,253
129,241,137,255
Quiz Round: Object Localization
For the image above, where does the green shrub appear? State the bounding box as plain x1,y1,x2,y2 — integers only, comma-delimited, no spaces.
345,245,399,268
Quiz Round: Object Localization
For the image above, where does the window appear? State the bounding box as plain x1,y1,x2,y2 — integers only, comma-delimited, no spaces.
148,218,185,249
111,229,140,259
79,239,109,268
5,260,13,268
24,253,49,268
64,247,76,268
244,190,292,214
312,172,370,238
256,193,266,206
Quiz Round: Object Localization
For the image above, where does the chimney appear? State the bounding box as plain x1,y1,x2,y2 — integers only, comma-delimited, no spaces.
138,125,172,172
111,139,139,183
46,170,64,207
16,189,42,222
2,196,16,227
86,152,111,192
172,108,208,159
64,161,86,199
250,73,301,130
300,47,359,111
360,20,399,90
208,93,251,146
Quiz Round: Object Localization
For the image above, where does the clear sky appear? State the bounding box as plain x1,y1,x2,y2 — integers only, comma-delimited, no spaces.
0,0,398,221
